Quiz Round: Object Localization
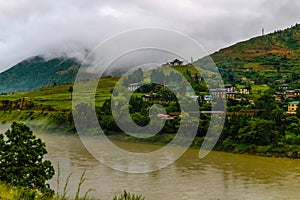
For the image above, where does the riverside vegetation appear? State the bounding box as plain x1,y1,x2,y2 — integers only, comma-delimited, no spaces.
1,63,300,158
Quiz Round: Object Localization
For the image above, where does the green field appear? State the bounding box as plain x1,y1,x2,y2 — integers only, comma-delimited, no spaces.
0,77,119,111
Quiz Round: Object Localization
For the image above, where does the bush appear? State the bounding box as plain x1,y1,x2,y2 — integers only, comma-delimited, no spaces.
221,138,235,151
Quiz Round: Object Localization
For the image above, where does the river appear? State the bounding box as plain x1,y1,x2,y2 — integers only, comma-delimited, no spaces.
37,133,300,200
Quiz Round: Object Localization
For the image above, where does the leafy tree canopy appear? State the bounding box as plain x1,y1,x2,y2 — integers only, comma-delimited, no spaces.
0,122,55,191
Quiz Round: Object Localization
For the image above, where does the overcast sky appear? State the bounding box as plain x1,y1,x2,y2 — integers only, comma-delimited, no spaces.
0,0,299,72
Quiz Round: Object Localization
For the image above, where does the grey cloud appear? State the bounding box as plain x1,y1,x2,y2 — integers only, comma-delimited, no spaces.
0,0,299,71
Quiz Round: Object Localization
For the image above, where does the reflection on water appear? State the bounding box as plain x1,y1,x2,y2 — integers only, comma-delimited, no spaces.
37,133,300,200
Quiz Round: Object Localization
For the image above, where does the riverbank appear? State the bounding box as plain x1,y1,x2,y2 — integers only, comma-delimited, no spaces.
1,110,300,159
107,132,300,159
0,110,74,133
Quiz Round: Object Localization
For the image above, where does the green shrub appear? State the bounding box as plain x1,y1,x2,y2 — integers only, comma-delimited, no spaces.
113,190,145,200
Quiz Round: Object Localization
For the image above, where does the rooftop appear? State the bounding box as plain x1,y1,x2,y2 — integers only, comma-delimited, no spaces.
287,101,300,104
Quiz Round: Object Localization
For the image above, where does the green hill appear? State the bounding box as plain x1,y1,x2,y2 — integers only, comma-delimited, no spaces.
0,56,80,93
196,23,300,85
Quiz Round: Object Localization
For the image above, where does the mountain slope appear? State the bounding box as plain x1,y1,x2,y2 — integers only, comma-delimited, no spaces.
0,56,80,93
196,23,300,84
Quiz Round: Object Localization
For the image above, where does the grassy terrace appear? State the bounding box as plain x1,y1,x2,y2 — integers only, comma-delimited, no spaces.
0,77,120,111
0,65,206,112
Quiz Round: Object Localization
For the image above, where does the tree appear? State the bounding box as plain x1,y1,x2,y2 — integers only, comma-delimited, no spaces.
237,119,276,145
134,68,144,83
296,105,300,119
68,86,73,99
194,73,200,84
0,122,55,191
124,68,144,85
150,69,165,85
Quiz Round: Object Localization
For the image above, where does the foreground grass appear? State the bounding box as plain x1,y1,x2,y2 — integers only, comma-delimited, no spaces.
0,183,144,200
0,165,145,200
0,182,51,200
0,182,16,199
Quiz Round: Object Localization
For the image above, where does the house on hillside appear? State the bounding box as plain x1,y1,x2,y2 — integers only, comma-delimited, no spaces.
274,93,283,101
191,74,202,82
224,84,237,92
204,95,213,103
170,59,183,66
287,101,300,114
157,113,177,120
226,109,265,119
210,88,226,99
209,85,251,100
127,83,140,91
276,89,300,100
286,89,300,98
278,84,290,90
226,92,237,99
239,87,251,95
161,59,184,67
275,78,287,83
241,77,247,82
210,88,238,100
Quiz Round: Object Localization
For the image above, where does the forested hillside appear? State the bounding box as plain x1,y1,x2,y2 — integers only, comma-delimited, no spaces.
0,56,80,93
196,23,300,85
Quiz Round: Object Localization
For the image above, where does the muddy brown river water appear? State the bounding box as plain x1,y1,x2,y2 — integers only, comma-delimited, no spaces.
37,133,300,200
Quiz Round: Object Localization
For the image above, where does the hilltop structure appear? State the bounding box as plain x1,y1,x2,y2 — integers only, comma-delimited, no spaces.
161,59,184,67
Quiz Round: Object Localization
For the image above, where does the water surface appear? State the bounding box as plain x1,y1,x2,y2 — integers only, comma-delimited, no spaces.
38,133,300,200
